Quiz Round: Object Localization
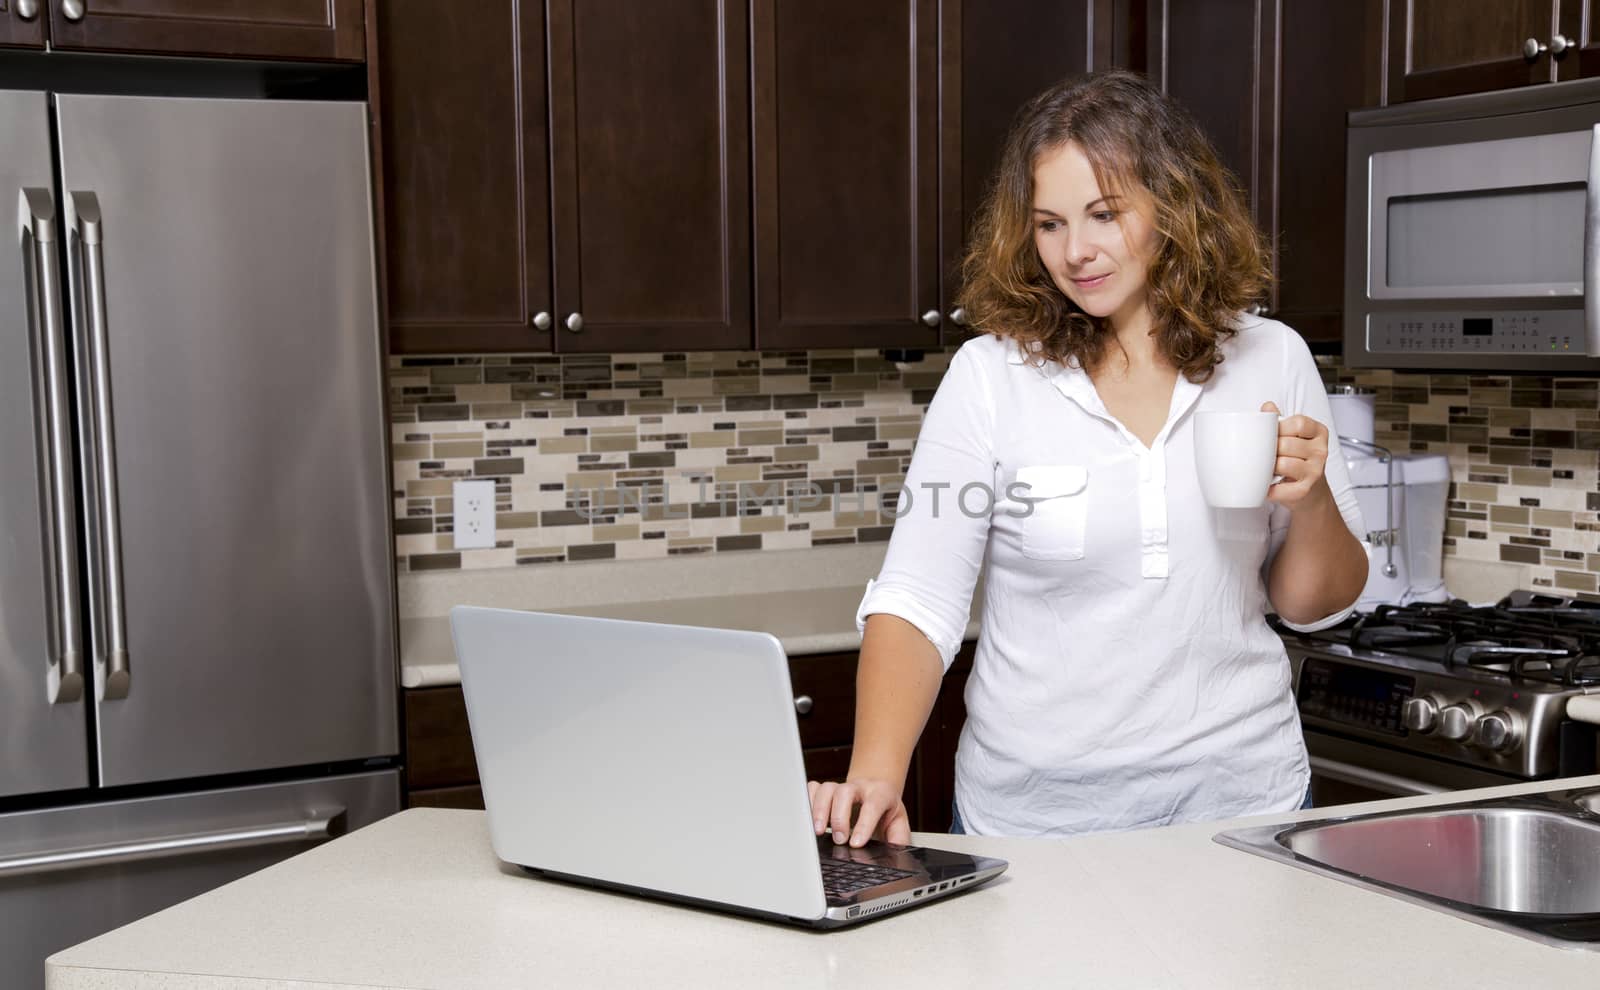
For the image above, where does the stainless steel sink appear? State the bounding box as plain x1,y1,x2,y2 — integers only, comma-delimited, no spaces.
1216,787,1600,949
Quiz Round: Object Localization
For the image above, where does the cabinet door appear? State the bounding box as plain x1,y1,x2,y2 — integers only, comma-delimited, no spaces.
1143,0,1368,344
377,0,552,354
940,0,1119,340
546,0,750,353
752,0,941,349
46,0,362,60
1563,0,1600,80
0,0,46,48
1385,0,1560,102
1273,1,1373,342
1149,0,1273,244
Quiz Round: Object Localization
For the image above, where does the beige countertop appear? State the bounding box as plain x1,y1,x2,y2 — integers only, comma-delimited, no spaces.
46,774,1600,989
398,545,980,687
395,550,1519,688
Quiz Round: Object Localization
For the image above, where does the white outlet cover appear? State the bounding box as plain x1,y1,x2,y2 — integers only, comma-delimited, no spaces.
453,480,497,550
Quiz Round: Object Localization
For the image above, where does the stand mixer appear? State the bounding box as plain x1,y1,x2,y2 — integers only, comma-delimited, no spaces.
1326,386,1450,610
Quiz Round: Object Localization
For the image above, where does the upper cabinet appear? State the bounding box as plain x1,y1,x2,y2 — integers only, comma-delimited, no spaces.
941,0,1120,341
379,0,1120,355
548,0,750,352
378,0,748,355
751,0,940,350
754,0,1116,350
1,0,46,49
1138,0,1375,343
374,1,550,354
44,0,363,60
1383,0,1600,103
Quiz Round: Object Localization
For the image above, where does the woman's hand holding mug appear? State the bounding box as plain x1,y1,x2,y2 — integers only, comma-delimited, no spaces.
1259,400,1334,511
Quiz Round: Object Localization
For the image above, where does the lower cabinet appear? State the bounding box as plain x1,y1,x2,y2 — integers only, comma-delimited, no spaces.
401,641,976,834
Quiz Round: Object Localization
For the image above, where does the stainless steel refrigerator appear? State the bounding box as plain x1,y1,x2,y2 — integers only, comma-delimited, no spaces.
1,91,400,985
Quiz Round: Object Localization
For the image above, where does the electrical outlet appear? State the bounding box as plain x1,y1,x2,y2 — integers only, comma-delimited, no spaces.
453,480,496,550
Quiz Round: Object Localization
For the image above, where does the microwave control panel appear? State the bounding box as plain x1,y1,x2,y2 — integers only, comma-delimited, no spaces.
1368,309,1586,353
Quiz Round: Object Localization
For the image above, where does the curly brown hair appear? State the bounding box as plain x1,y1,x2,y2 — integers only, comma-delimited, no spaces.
958,70,1270,383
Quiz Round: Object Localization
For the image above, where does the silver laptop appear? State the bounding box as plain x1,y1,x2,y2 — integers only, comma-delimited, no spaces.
449,606,1008,928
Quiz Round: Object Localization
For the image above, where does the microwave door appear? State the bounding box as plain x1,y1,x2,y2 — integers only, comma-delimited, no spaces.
1368,129,1590,306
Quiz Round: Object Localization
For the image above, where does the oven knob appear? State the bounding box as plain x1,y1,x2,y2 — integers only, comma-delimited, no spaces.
1437,701,1482,742
1401,697,1440,733
1474,711,1521,753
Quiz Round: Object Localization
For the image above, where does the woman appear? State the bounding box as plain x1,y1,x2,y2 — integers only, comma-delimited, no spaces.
809,70,1368,843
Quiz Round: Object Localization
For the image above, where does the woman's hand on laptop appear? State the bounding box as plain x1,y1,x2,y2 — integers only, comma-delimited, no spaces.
808,778,911,848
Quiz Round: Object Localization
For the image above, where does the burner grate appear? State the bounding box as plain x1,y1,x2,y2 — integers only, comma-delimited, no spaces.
1339,598,1600,687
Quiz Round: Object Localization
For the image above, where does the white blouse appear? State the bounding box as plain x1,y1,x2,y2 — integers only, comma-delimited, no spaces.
855,316,1365,836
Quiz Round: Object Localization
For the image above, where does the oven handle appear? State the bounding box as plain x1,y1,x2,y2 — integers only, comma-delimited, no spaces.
1308,756,1447,797
1586,124,1600,356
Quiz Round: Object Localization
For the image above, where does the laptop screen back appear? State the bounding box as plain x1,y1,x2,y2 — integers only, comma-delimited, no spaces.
451,606,829,920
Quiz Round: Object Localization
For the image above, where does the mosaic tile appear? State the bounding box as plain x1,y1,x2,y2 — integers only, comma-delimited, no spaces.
390,350,1600,573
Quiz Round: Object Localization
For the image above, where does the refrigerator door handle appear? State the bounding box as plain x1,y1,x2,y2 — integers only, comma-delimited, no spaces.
0,808,345,879
67,191,130,701
20,188,85,705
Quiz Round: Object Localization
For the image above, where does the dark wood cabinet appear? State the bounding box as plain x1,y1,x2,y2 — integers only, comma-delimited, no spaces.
939,0,1121,341
546,0,750,352
375,0,551,355
1383,0,1564,103
401,643,974,835
751,0,941,350
45,0,362,61
1378,1,1600,102
1139,0,1372,344
377,0,1127,355
379,0,748,355
0,0,46,48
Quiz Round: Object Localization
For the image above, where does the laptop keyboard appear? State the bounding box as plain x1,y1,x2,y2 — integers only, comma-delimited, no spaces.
819,857,918,899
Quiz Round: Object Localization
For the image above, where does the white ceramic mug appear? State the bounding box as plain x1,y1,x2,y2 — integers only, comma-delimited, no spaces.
1193,410,1280,508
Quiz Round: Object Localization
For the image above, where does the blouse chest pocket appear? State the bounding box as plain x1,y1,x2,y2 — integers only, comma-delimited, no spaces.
1014,464,1090,561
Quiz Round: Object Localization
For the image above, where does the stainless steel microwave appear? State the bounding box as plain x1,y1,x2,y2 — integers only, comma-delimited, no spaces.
1345,77,1600,373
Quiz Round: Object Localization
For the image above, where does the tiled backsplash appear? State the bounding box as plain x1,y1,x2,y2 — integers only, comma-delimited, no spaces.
389,348,1600,596
389,350,951,571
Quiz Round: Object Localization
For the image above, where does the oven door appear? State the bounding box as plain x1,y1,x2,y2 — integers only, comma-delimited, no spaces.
1303,728,1524,806
1344,84,1600,372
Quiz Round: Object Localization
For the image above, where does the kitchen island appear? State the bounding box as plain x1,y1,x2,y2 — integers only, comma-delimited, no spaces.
46,774,1600,989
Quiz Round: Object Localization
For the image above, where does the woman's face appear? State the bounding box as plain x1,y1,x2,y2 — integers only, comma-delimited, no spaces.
1031,141,1161,331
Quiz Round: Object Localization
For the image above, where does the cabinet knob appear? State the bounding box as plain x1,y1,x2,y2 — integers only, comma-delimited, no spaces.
1247,302,1270,317
1525,34,1573,59
15,0,40,21
60,0,85,22
530,311,552,331
564,312,584,333
794,695,813,715
920,309,942,327
948,306,968,326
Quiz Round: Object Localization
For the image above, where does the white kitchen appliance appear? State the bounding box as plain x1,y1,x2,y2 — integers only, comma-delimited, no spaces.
1327,386,1450,610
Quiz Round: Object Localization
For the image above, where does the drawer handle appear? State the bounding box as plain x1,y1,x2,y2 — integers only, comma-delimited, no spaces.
794,695,813,715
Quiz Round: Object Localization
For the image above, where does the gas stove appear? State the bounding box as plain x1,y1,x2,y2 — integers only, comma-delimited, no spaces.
1277,591,1600,783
